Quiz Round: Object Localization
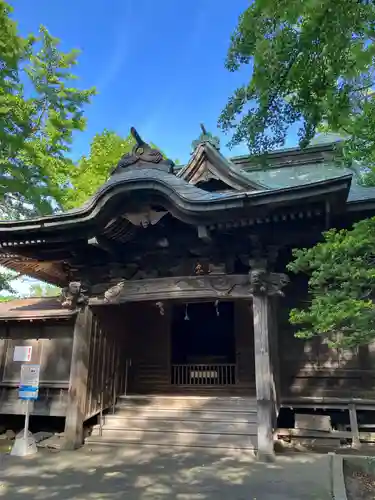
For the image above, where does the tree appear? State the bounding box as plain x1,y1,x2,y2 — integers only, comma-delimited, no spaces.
28,282,60,297
62,131,135,209
219,1,375,348
219,0,375,169
288,218,375,348
63,131,166,209
0,3,95,218
0,1,35,217
0,2,95,293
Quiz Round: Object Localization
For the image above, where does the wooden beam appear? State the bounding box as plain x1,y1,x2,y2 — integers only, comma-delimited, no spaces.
64,306,92,450
277,427,375,443
91,274,253,304
252,293,275,461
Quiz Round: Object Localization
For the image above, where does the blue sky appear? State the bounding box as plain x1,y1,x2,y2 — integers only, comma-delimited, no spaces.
10,0,299,164
7,0,303,296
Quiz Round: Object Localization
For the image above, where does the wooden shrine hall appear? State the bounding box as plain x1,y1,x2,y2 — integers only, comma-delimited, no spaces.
0,127,375,459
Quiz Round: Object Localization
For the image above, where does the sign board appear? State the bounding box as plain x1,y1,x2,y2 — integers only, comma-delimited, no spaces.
19,387,39,400
20,364,40,387
13,346,32,362
19,364,40,401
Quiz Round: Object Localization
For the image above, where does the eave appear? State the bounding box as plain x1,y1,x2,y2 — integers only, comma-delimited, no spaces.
0,297,77,321
0,169,352,285
0,169,352,237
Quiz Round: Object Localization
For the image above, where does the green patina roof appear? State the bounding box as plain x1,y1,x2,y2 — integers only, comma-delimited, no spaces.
240,162,375,203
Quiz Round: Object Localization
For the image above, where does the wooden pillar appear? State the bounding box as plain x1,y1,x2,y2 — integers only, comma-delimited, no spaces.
269,297,281,420
64,306,93,450
250,268,288,462
252,293,274,461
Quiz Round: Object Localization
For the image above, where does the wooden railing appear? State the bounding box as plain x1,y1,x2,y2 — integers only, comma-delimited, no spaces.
171,364,236,386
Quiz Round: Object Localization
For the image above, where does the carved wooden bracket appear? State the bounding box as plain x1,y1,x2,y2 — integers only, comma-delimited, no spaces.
249,269,289,297
60,282,90,309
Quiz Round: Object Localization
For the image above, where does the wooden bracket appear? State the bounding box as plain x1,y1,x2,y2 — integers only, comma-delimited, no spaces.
197,225,211,243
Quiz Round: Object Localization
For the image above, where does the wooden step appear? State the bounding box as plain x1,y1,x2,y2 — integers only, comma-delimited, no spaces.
117,395,257,412
87,428,257,449
111,407,257,422
99,416,257,433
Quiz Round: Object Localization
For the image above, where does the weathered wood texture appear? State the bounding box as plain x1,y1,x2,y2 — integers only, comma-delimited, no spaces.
269,298,280,415
279,287,375,403
126,302,171,394
92,275,253,304
252,294,276,460
84,304,133,419
64,307,93,449
234,302,255,390
0,319,74,416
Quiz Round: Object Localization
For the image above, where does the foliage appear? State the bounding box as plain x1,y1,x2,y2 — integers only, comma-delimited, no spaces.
288,218,375,348
0,2,95,218
28,282,60,297
219,0,375,168
62,131,135,209
0,268,17,295
0,295,14,302
63,131,165,209
220,0,375,349
0,2,95,291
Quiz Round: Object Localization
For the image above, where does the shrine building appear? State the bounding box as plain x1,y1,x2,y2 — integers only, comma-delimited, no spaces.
0,128,374,459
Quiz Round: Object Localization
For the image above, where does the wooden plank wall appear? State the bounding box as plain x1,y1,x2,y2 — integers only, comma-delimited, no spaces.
234,301,255,390
84,304,133,419
127,302,171,394
0,319,75,416
279,286,375,402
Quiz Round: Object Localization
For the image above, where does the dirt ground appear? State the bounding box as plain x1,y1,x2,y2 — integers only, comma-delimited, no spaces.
344,460,375,500
0,446,333,500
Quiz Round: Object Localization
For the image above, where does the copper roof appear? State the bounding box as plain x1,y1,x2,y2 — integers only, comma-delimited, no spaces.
0,297,77,321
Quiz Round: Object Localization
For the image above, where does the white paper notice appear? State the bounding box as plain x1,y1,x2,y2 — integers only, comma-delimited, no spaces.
13,346,32,362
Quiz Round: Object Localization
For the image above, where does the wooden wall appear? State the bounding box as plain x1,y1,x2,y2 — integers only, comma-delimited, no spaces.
234,301,255,390
84,304,133,418
126,302,171,394
279,291,375,402
0,319,75,416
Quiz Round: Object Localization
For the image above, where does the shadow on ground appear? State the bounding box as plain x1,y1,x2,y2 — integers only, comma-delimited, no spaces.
0,445,331,499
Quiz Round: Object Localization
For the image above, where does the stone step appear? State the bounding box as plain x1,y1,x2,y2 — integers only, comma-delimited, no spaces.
98,416,258,434
86,428,257,450
111,407,257,422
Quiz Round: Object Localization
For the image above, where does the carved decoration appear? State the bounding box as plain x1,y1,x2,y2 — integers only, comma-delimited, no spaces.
124,209,167,228
104,280,126,303
111,127,175,176
249,269,289,296
155,301,165,315
191,124,220,151
94,275,252,305
194,262,205,275
60,281,90,309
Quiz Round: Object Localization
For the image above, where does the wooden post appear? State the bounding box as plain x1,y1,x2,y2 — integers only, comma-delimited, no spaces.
252,293,274,461
349,403,361,449
249,267,288,462
64,306,92,450
269,297,280,422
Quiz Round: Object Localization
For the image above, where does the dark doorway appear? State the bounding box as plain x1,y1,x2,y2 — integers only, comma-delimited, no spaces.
171,301,235,364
